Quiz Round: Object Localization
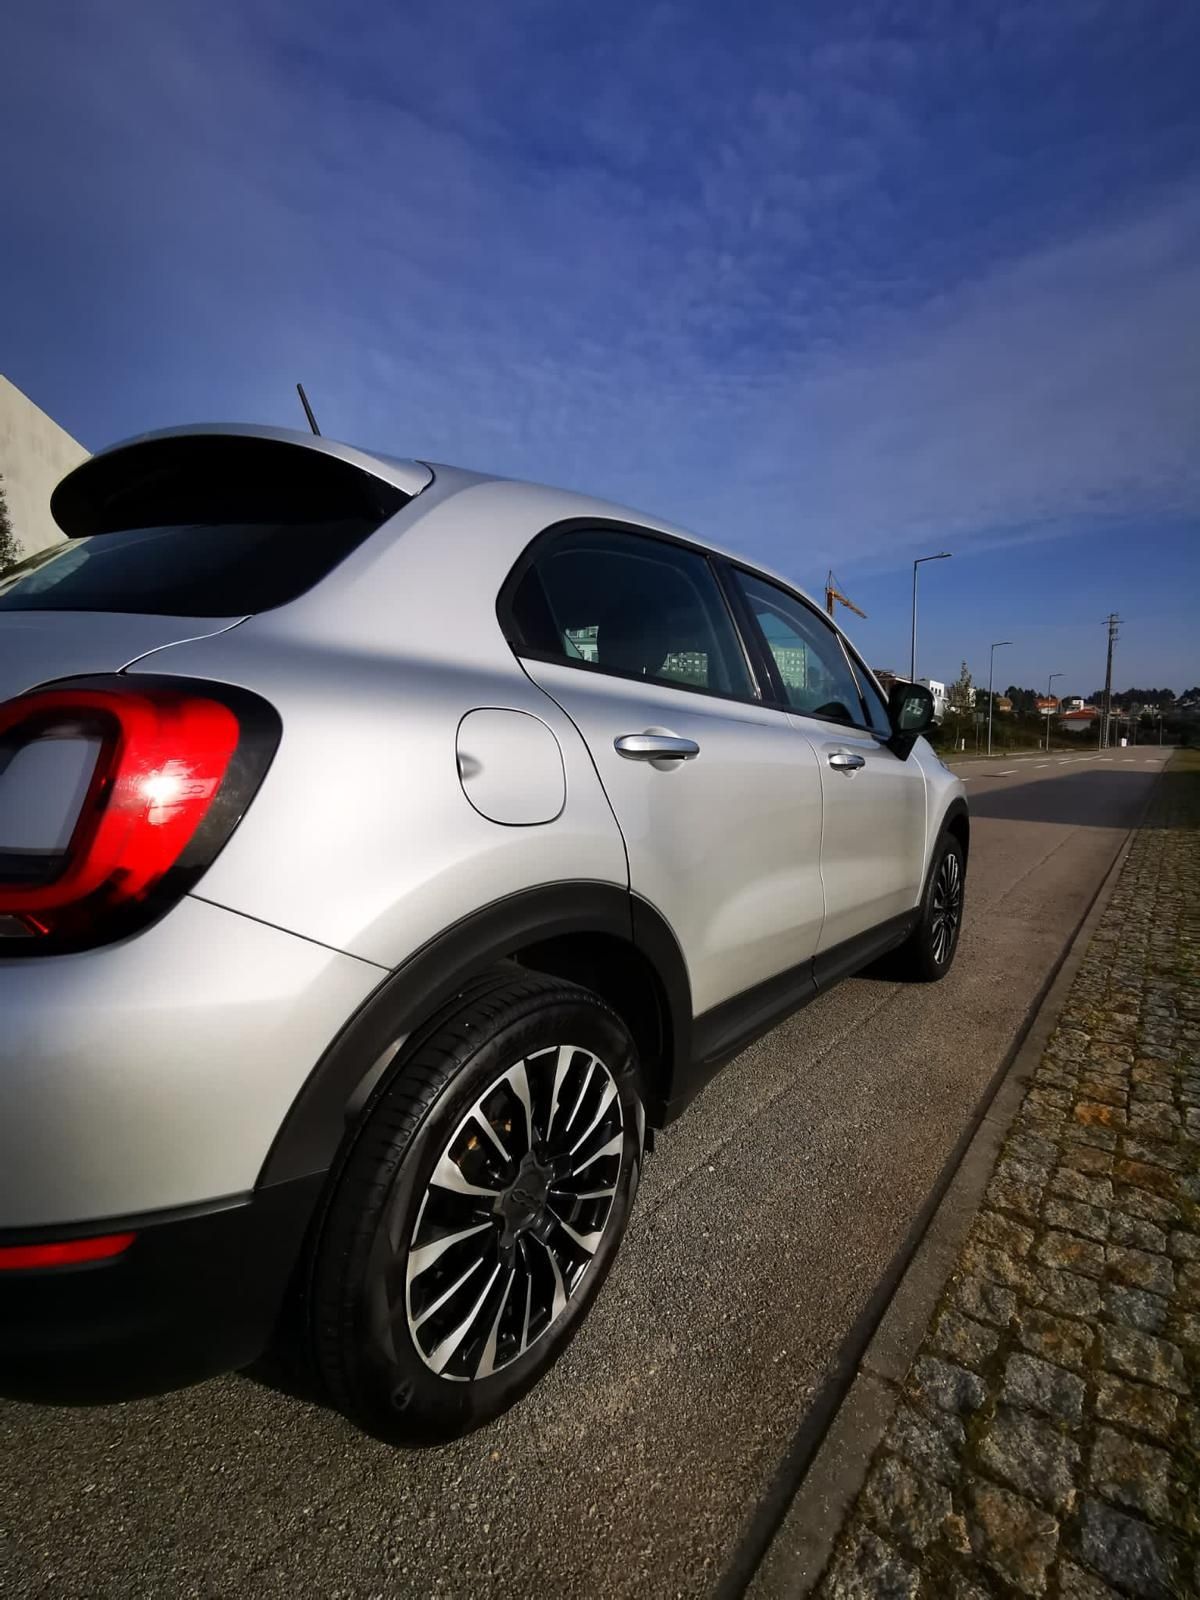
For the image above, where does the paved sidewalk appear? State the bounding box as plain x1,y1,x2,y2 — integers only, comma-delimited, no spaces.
818,755,1200,1599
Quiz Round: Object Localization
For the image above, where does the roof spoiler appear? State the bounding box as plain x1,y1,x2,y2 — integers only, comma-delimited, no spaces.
52,425,432,538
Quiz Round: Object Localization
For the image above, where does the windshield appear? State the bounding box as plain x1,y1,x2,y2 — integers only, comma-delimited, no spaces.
0,518,385,617
2,433,412,618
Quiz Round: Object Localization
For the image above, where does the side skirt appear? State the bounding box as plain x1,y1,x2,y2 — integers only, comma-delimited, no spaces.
662,911,917,1123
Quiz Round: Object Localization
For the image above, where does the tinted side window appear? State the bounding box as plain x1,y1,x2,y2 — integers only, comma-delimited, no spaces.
509,530,754,698
735,571,867,726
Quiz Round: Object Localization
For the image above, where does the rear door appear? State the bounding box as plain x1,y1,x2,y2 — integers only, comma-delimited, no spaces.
730,569,927,955
503,524,825,1017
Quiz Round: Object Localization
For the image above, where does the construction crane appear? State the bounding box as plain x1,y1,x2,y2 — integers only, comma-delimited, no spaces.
825,570,867,621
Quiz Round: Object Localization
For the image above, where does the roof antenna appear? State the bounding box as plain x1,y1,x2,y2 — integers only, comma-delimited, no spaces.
296,382,321,436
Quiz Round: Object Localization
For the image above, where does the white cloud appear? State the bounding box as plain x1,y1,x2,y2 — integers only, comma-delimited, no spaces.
3,0,1199,597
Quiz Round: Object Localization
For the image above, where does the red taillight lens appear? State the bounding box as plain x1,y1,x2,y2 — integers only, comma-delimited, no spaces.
0,1232,136,1270
0,677,280,953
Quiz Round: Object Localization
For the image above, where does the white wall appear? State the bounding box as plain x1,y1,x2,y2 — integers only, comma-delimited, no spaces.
918,678,947,721
0,375,89,561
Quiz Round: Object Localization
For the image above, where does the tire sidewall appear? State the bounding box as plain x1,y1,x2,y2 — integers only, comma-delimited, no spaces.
336,991,642,1443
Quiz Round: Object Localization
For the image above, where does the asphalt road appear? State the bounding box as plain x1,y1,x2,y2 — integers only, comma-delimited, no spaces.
0,747,1172,1600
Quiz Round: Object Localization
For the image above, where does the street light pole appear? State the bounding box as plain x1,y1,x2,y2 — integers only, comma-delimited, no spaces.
987,640,1012,757
910,552,952,682
1045,671,1062,752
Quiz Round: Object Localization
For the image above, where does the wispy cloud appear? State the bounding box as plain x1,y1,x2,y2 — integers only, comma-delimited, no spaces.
3,0,1199,596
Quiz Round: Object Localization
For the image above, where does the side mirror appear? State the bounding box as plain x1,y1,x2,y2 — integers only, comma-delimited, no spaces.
887,682,935,755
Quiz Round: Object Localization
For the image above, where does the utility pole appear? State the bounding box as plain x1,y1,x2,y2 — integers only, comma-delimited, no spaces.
1101,613,1120,748
987,640,1012,757
1045,672,1062,752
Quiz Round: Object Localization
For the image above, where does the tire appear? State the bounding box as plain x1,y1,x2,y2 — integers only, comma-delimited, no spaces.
307,970,644,1444
893,833,966,982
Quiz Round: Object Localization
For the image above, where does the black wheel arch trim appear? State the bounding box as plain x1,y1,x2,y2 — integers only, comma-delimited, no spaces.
937,796,970,861
258,882,693,1188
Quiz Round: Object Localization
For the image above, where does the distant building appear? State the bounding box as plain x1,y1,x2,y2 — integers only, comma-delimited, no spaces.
1060,707,1101,735
774,645,809,693
566,626,599,662
995,695,1013,715
1060,696,1085,713
1035,696,1060,718
0,375,88,562
917,678,946,722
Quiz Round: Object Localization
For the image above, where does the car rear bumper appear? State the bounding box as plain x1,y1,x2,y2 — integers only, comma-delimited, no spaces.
0,894,382,1228
0,1175,323,1403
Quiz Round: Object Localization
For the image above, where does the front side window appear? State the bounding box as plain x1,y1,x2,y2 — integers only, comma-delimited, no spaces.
508,529,754,699
735,571,866,726
846,649,893,737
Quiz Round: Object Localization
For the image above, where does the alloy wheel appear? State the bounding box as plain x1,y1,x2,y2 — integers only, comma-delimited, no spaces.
930,849,963,966
396,1045,625,1382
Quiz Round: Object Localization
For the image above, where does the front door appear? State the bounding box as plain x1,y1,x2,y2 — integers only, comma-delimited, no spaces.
730,569,927,953
505,525,824,1016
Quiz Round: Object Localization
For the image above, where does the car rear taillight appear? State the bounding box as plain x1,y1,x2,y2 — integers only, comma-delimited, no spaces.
0,676,280,953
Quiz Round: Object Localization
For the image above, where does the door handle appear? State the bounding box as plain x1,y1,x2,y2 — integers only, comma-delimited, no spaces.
827,751,866,771
614,733,700,762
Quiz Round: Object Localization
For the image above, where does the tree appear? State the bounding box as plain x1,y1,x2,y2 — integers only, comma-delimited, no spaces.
942,660,975,745
1005,685,1040,717
0,475,19,576
947,660,974,713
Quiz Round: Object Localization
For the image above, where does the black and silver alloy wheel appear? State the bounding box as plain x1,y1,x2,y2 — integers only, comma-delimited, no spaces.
892,832,967,981
929,847,963,967
402,1045,624,1382
308,972,644,1444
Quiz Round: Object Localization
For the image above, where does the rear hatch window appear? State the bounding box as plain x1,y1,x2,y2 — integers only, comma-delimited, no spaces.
0,435,412,618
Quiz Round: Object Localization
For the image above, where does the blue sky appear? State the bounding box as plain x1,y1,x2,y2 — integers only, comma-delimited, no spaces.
2,0,1198,694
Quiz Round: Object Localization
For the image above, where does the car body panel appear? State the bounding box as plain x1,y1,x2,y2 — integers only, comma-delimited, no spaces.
127,631,629,967
791,716,929,951
913,738,969,858
0,611,245,702
0,896,383,1228
518,658,825,1015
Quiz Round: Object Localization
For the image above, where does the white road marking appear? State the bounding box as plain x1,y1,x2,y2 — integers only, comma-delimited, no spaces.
997,769,1017,775
1035,762,1050,768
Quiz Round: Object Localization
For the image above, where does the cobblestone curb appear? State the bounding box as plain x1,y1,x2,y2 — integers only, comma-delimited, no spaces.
816,757,1200,1600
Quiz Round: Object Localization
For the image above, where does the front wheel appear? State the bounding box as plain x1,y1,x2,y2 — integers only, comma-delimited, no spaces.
894,834,966,981
308,972,644,1444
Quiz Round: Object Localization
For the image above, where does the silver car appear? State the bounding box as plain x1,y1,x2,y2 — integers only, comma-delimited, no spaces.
0,425,967,1442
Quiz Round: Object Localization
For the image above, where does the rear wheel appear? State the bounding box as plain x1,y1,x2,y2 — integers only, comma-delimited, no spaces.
894,834,966,981
308,972,644,1443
